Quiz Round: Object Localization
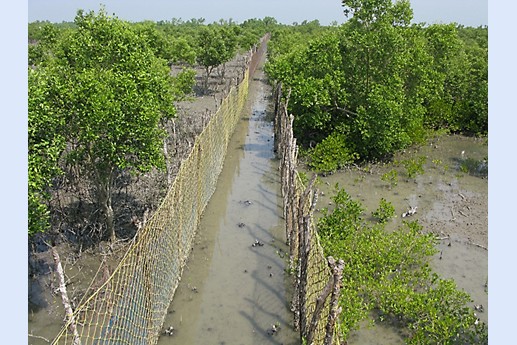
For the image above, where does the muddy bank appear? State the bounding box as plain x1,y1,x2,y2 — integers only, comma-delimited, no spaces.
302,134,488,343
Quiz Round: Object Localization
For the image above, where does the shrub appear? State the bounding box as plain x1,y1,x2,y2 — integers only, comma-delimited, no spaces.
372,198,396,224
402,156,426,178
317,186,487,343
308,131,358,173
381,169,398,189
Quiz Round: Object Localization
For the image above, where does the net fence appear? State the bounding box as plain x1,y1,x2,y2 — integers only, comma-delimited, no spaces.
274,84,343,345
52,35,269,345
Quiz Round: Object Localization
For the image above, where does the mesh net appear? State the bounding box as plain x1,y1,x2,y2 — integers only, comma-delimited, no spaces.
51,38,265,344
275,86,341,345
51,34,342,345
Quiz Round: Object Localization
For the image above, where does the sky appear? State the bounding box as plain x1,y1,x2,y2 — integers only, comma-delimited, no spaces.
28,0,488,27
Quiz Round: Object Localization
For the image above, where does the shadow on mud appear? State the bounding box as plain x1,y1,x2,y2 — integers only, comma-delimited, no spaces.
64,198,140,245
30,191,147,256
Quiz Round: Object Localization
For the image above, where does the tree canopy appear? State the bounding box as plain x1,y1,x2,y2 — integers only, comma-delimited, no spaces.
28,9,179,239
195,24,238,90
28,11,273,238
266,1,488,172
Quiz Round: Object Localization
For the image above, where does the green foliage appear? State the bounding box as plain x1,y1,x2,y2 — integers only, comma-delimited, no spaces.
308,130,358,173
341,0,413,25
265,1,487,167
169,37,197,65
431,158,442,166
381,169,398,189
27,9,187,238
55,9,176,169
402,156,426,178
28,67,66,235
317,186,487,343
266,28,305,63
133,21,174,62
372,198,395,224
266,14,424,162
29,20,53,41
319,186,365,241
238,17,276,51
377,272,488,344
171,68,197,99
195,24,238,89
132,21,198,66
423,25,488,135
155,16,272,55
28,23,72,66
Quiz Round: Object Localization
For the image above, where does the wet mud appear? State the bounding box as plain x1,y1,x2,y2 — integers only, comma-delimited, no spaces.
28,242,125,344
303,134,488,344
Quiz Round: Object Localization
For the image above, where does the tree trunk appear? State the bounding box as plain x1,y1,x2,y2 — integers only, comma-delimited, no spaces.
220,62,226,83
106,195,115,242
163,135,172,186
204,66,210,91
98,172,115,242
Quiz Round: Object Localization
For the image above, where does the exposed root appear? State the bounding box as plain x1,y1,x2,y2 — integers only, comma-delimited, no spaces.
28,333,50,343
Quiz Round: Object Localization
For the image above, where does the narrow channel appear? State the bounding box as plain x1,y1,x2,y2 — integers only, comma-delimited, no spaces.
157,53,299,345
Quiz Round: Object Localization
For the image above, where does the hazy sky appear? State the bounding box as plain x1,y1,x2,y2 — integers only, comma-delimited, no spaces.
28,0,487,27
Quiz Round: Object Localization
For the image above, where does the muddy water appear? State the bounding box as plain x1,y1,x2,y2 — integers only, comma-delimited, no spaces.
303,135,488,344
157,59,298,345
28,243,124,344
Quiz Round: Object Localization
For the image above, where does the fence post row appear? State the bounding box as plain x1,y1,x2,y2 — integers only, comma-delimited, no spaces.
274,84,344,345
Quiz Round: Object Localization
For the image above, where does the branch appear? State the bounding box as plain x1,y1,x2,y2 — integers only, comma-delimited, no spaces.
468,242,488,251
332,100,360,117
324,257,345,345
51,247,82,345
28,333,50,343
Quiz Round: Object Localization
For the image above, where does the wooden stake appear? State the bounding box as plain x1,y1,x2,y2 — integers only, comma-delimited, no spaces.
306,275,333,345
324,257,345,345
